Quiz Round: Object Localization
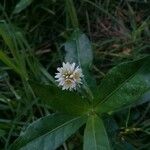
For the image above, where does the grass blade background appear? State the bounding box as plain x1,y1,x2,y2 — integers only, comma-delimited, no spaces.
13,0,34,14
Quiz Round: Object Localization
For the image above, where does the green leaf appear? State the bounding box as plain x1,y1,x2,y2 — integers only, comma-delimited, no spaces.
65,30,93,68
30,82,90,116
83,114,111,150
10,113,86,150
64,30,96,92
0,51,20,75
13,0,33,14
0,22,28,79
95,56,150,114
65,0,79,28
0,23,16,51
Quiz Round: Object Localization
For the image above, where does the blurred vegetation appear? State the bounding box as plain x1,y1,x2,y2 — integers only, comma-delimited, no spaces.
0,0,149,149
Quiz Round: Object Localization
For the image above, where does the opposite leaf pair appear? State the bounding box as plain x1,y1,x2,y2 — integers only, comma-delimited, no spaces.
10,31,150,150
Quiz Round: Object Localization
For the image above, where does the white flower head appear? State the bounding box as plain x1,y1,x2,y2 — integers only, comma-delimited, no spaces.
55,62,84,91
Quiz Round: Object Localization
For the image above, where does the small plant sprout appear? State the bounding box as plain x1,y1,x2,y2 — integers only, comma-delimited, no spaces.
55,62,84,91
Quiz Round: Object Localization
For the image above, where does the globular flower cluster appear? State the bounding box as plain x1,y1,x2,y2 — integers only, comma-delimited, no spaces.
55,62,83,91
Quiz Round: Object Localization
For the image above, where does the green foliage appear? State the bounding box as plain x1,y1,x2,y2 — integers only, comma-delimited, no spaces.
95,56,150,114
30,82,90,116
65,30,93,70
65,0,79,28
84,114,111,150
10,113,86,150
0,51,21,75
0,0,149,149
13,0,34,14
11,34,150,149
0,22,28,79
65,30,96,94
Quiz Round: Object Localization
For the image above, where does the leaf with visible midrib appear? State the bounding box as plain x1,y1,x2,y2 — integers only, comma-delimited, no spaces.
30,82,90,116
10,113,86,150
64,30,96,90
84,114,111,150
95,56,150,114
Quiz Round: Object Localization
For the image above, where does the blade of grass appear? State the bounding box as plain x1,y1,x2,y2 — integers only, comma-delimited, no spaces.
65,0,79,29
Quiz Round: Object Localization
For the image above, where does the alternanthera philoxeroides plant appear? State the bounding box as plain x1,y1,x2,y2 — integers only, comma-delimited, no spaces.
10,30,150,150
